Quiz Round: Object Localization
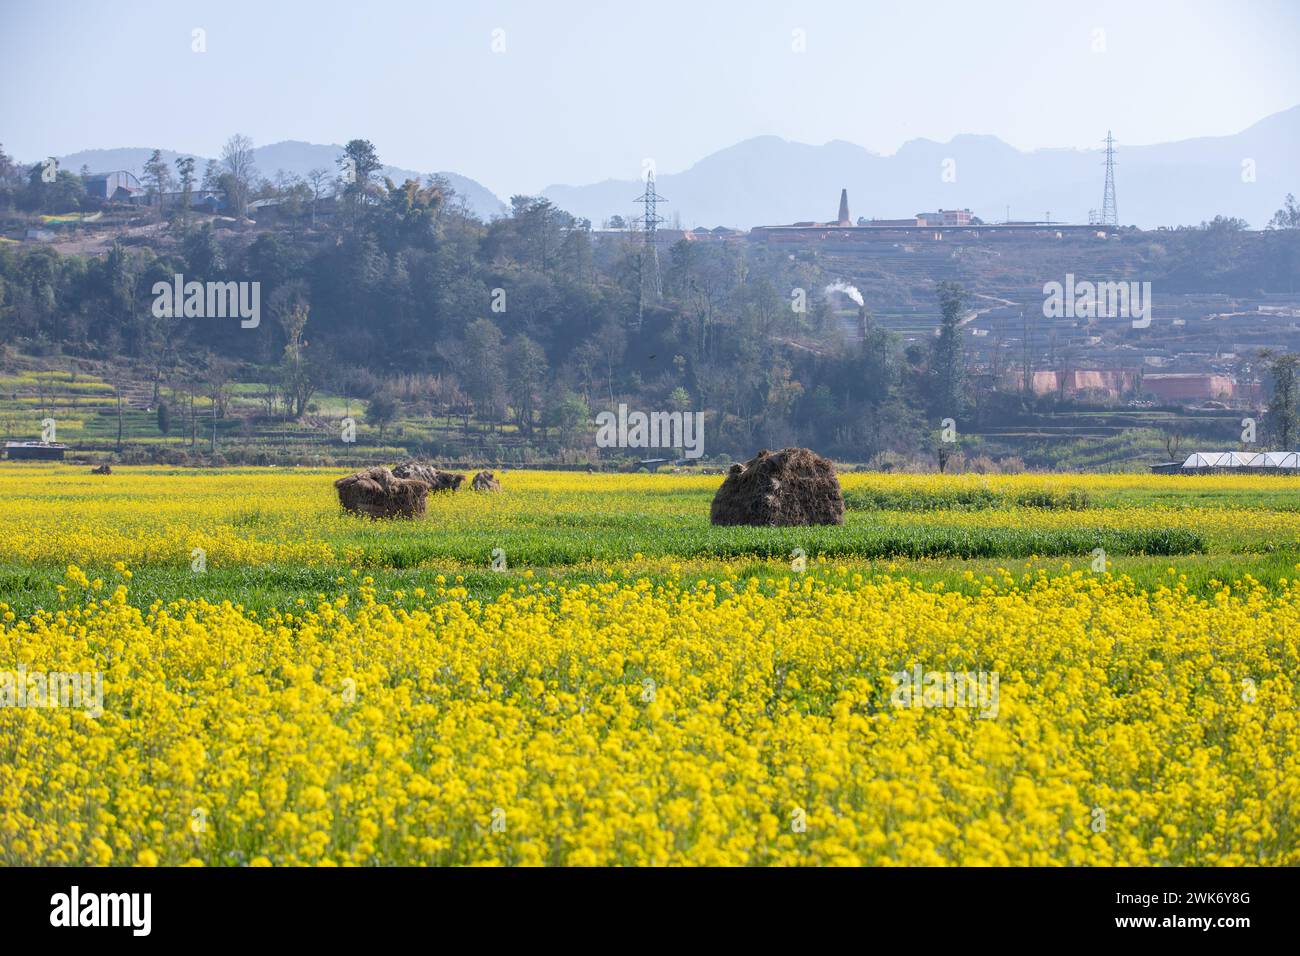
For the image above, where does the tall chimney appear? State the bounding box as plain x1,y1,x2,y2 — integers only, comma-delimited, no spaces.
837,188,850,226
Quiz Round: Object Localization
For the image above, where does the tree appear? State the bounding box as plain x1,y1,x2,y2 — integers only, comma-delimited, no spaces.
271,281,317,418
219,134,257,217
201,159,221,192
306,167,331,228
503,334,548,435
184,374,200,446
174,156,196,220
24,166,84,213
507,196,568,270
182,224,225,276
366,391,399,440
205,356,233,418
1163,427,1183,461
460,318,505,426
1269,194,1300,230
1199,215,1249,232
931,281,966,417
764,358,803,421
143,295,179,401
142,149,173,214
157,401,171,435
339,140,381,189
0,144,21,210
1265,351,1300,449
279,343,318,419
115,385,125,453
337,139,381,228
543,389,590,450
376,177,446,249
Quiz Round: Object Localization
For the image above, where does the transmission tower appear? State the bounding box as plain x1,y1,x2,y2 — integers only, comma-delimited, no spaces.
1100,131,1119,228
632,172,667,329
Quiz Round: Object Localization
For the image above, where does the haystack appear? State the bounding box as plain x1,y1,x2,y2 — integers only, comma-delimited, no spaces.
392,459,465,492
471,470,501,492
709,447,844,526
335,466,429,519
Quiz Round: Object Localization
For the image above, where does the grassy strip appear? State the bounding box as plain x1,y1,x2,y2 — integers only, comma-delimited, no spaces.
337,524,1204,567
844,487,1093,512
1,549,1293,618
843,483,1300,512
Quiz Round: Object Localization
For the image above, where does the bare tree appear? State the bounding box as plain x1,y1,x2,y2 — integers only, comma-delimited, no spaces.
305,167,331,228
271,281,316,418
115,385,125,454
1163,428,1183,461
204,356,234,454
219,134,257,218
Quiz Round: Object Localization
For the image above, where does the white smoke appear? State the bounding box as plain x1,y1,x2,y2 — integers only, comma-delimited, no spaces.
824,281,864,307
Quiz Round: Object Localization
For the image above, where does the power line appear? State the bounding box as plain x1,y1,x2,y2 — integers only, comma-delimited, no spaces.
1100,131,1119,228
632,171,667,330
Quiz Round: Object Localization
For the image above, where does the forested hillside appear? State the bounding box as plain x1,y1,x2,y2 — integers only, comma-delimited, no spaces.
2,138,1299,468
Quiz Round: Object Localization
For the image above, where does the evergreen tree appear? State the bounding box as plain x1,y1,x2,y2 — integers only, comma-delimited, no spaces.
931,281,967,418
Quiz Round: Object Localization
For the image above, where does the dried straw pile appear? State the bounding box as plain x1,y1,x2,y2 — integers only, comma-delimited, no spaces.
709,447,844,527
392,459,465,492
471,471,501,492
334,466,430,519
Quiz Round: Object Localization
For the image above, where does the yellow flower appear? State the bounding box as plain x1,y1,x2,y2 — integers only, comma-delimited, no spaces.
0,467,1296,867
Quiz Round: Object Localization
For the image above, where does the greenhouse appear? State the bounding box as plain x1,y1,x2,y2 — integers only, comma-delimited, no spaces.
1178,451,1300,472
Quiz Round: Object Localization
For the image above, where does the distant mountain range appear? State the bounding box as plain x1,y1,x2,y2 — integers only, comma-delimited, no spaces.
49,141,507,221
542,105,1300,230
44,106,1299,230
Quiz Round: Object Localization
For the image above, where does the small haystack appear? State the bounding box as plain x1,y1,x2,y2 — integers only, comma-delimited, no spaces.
335,466,429,519
709,447,844,527
392,459,465,492
471,470,501,492
90,464,112,475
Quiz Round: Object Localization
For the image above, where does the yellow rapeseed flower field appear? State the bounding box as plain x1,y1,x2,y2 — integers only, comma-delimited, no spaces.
0,467,1297,865
1,465,1298,568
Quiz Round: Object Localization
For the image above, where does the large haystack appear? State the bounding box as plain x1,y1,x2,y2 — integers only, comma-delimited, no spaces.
335,466,429,519
709,447,844,527
471,470,501,492
392,459,465,492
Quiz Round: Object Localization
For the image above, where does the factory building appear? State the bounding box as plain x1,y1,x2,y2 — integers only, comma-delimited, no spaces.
750,190,1111,242
1141,373,1235,403
916,209,974,227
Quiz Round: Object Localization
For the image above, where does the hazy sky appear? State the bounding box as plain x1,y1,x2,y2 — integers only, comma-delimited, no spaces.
3,0,1298,197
